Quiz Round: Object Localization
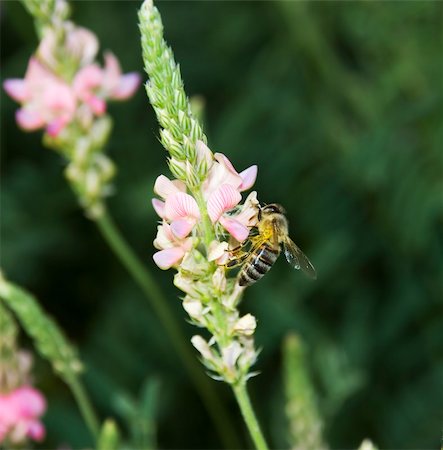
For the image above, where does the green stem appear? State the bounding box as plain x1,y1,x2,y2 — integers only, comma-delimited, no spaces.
233,382,269,450
66,375,100,440
94,211,241,449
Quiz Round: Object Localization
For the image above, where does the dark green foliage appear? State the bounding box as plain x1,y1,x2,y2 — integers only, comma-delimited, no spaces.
1,1,442,449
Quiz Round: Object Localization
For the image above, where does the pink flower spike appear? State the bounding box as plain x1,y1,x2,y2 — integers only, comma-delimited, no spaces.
16,109,45,131
170,218,196,239
112,73,141,100
3,79,28,102
219,216,249,242
154,175,186,200
239,165,258,191
152,198,166,218
153,247,185,270
165,192,200,221
207,184,242,223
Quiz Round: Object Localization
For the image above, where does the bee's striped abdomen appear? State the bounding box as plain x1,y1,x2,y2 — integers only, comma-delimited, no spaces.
238,243,280,287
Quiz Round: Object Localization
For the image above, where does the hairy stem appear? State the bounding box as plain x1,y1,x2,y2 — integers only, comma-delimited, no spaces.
94,212,241,449
233,382,269,450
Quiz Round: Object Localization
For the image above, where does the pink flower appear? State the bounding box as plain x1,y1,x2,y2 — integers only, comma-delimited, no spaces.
3,58,76,136
0,385,46,444
152,175,200,238
203,152,257,199
73,52,140,115
207,184,249,242
153,222,194,269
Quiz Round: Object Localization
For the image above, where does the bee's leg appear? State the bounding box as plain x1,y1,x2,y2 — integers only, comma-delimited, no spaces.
229,239,249,255
226,251,249,268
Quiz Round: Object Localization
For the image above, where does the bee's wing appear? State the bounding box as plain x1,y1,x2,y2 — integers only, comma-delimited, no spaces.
282,237,317,279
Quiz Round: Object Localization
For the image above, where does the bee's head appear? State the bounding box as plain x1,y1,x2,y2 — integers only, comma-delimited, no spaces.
260,203,286,218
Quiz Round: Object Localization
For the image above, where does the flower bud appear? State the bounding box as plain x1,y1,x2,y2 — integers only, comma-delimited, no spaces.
191,335,215,362
233,314,257,336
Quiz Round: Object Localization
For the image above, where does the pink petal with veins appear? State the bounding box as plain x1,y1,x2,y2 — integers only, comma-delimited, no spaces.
153,247,185,269
165,192,200,220
219,216,249,242
3,79,28,102
207,184,241,223
154,175,185,200
170,218,196,238
152,198,166,218
16,109,45,131
239,165,258,191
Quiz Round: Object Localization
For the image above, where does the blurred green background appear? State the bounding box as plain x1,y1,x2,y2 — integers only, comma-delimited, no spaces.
1,1,442,449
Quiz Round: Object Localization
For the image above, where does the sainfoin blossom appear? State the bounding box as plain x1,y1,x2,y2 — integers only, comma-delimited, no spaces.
152,140,258,269
3,24,140,137
0,386,46,444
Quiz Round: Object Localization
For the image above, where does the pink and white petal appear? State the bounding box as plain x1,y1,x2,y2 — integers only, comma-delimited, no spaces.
26,58,53,84
16,109,45,131
239,165,258,191
111,73,141,100
170,218,196,238
207,184,241,223
233,191,259,228
103,52,121,90
46,117,68,137
153,223,174,250
154,175,182,200
3,79,28,102
86,95,106,115
44,83,77,116
67,26,99,66
152,198,166,218
165,192,200,221
196,140,213,167
208,240,228,262
181,237,194,253
214,152,238,175
203,161,242,198
171,179,186,192
153,247,184,269
12,386,46,417
73,64,103,99
26,420,45,441
219,216,249,242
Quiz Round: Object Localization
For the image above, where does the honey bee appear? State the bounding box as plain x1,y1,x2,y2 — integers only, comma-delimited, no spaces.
227,203,316,286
